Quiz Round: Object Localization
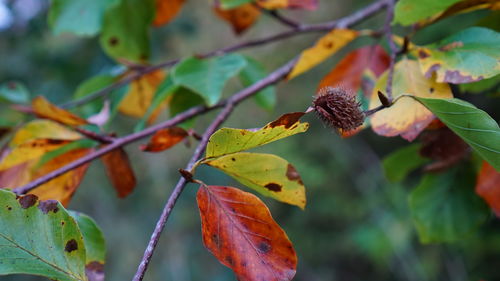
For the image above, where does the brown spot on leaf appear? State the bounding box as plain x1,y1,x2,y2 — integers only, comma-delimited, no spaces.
18,194,38,209
61,221,65,226
429,87,434,93
109,36,119,46
443,70,482,84
65,239,78,253
258,242,271,253
323,40,334,49
38,200,59,214
268,112,305,129
45,139,66,145
286,164,303,185
418,50,430,59
264,183,282,192
7,206,12,211
85,261,105,281
225,256,234,266
438,41,464,52
231,157,236,161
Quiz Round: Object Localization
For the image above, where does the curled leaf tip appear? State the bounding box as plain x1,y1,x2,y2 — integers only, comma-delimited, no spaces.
313,87,364,132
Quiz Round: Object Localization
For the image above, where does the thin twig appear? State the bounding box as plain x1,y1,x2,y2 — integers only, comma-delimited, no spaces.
73,127,115,144
383,0,398,102
266,10,302,28
60,0,390,109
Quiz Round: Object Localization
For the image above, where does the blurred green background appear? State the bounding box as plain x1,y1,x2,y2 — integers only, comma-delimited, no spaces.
1,0,499,280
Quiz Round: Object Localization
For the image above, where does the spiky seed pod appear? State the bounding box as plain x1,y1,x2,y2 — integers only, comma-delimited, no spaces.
313,87,365,131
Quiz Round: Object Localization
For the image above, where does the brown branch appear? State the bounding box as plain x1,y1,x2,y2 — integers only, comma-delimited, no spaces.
383,0,398,102
60,0,390,109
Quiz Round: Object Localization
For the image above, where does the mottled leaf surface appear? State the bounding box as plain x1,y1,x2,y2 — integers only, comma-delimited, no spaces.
414,97,500,170
197,185,297,281
417,27,500,84
9,120,81,148
204,152,306,208
0,190,87,280
409,165,489,243
369,59,453,141
206,112,308,158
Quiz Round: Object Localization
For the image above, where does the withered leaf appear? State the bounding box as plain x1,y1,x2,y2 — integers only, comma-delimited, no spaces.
101,148,136,198
32,96,89,126
140,127,188,152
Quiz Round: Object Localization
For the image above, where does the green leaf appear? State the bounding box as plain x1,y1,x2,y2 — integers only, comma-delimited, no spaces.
169,87,205,129
206,112,308,158
74,75,117,117
394,0,462,26
48,0,114,36
459,74,500,94
0,190,87,280
239,56,277,111
204,152,306,209
409,165,489,243
69,211,106,264
414,97,500,171
417,27,500,84
99,0,154,62
134,75,179,132
383,144,430,183
0,81,30,104
219,0,252,9
172,54,247,106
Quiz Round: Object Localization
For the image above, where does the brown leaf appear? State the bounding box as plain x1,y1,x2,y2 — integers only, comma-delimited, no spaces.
215,3,261,35
197,185,297,281
319,45,390,95
32,96,89,126
152,0,186,26
140,127,188,152
476,161,500,217
101,148,136,198
419,127,470,172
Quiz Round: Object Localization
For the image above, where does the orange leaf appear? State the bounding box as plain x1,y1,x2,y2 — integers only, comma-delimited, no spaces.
152,0,186,27
215,4,261,35
287,29,358,80
476,161,500,216
318,45,390,94
118,70,166,120
101,148,136,198
197,185,297,281
32,96,89,126
140,127,188,152
256,0,318,10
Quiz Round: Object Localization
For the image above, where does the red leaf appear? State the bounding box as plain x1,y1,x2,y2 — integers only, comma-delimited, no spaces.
101,148,136,198
197,185,297,281
140,127,188,152
476,161,500,217
318,45,390,95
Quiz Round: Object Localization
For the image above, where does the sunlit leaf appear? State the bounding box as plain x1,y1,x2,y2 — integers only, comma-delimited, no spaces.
409,164,489,243
215,3,261,35
0,81,30,104
417,0,500,27
152,0,185,26
172,54,247,106
287,29,358,80
0,190,87,281
197,185,297,281
383,144,430,182
475,161,500,216
416,27,500,84
394,0,462,26
9,120,82,148
101,148,136,198
0,139,72,170
414,97,500,171
318,45,390,94
100,0,154,62
239,56,277,110
256,0,318,10
32,96,89,126
118,70,166,119
206,112,308,158
369,59,453,141
204,152,306,208
140,127,188,152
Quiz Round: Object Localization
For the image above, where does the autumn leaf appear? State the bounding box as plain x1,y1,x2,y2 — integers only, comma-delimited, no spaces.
203,152,306,208
369,59,453,141
394,0,462,26
417,0,500,27
101,148,136,198
256,0,318,10
32,96,89,126
215,3,261,35
118,70,167,120
288,29,358,80
152,0,185,26
140,127,188,152
197,185,297,281
475,161,500,216
419,127,470,172
206,112,308,158
318,45,390,94
416,27,500,84
9,120,82,148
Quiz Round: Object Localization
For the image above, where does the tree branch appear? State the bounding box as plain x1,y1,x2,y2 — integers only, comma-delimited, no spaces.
60,0,389,109
383,0,398,102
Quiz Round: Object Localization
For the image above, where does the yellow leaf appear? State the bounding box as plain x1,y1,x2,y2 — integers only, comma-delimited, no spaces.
0,139,71,170
118,70,167,120
256,0,288,9
9,120,82,148
369,59,453,141
32,96,89,126
287,29,358,80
